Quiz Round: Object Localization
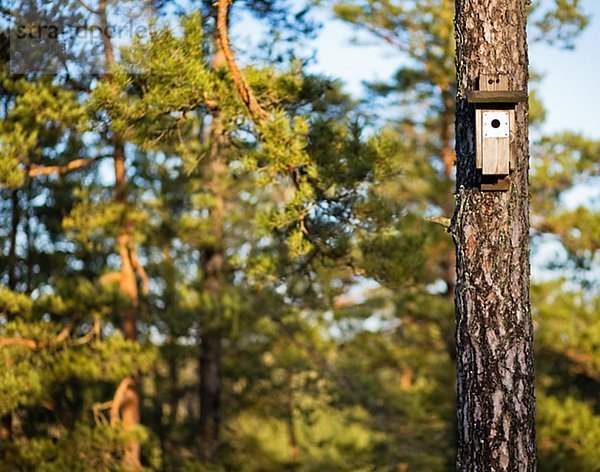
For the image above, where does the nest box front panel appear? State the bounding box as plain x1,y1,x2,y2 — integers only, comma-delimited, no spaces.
468,74,526,191
481,110,510,175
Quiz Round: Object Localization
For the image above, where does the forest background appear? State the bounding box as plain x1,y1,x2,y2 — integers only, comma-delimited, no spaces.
0,0,598,470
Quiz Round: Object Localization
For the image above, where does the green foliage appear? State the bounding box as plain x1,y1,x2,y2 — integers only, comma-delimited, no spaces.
530,0,590,48
5,423,149,472
359,218,427,287
0,286,34,316
537,394,600,471
0,74,89,188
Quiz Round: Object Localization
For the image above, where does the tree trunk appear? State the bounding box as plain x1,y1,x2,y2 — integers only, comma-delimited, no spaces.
198,152,226,463
98,0,142,466
1,190,20,446
114,143,138,339
25,183,33,293
198,21,228,462
8,189,19,290
198,234,225,463
199,322,222,463
453,1,536,470
114,140,142,469
286,370,298,466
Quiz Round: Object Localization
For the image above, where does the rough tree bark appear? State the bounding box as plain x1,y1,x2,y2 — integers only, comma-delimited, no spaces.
453,1,536,470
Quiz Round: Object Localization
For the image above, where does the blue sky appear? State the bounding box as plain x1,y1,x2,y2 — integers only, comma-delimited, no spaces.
296,2,598,283
308,1,600,139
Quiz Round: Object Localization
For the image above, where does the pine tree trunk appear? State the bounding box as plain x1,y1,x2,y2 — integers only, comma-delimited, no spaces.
1,190,20,445
8,189,19,290
198,212,225,463
199,323,222,462
98,1,142,466
115,139,142,470
198,153,226,463
453,1,536,470
198,23,228,463
286,370,299,466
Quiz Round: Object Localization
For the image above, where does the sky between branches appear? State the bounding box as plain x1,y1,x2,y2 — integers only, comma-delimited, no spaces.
310,0,600,139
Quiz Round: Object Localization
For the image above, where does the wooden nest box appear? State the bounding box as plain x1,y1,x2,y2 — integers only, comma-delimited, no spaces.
466,74,527,191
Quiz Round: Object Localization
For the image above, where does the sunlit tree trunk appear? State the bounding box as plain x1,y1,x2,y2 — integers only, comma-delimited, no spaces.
98,0,142,467
453,0,536,470
114,141,142,468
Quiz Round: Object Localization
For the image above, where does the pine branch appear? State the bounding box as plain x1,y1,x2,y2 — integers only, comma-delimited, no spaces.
0,321,97,351
273,317,355,392
73,318,101,345
129,248,150,295
358,21,409,52
28,156,107,177
216,0,268,125
110,377,136,427
75,0,100,15
53,322,74,345
0,337,38,350
426,216,452,231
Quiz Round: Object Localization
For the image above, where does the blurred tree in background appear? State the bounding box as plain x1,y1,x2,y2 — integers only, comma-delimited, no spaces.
0,0,598,470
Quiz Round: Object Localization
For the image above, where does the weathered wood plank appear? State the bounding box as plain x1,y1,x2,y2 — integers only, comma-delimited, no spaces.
481,175,511,191
467,90,527,104
482,136,510,175
476,109,483,169
509,109,516,170
480,74,509,91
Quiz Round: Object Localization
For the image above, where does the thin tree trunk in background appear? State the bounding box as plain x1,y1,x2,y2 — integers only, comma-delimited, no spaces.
440,98,458,359
199,319,222,463
25,184,33,293
1,190,20,445
440,89,457,302
98,0,142,466
198,214,225,462
441,87,457,178
114,141,142,468
198,143,226,463
8,189,19,290
286,370,299,466
114,143,138,342
198,21,228,462
453,1,535,470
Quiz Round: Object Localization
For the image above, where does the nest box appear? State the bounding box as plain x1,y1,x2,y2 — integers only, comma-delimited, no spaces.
466,75,527,191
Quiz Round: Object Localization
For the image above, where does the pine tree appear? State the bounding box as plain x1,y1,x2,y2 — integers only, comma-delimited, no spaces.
453,1,534,468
